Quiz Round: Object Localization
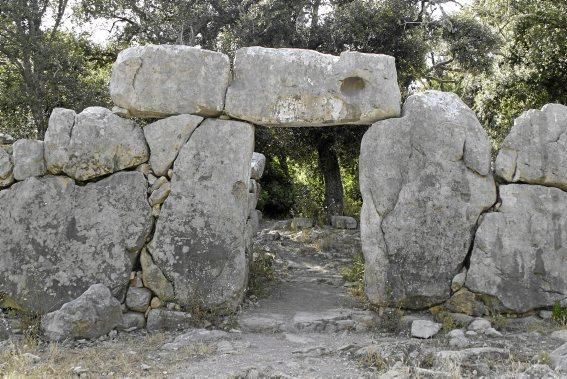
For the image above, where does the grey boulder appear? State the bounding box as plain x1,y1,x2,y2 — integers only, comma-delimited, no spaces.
360,91,496,309
550,343,567,372
44,107,149,181
148,119,254,311
125,287,152,312
110,45,230,118
144,114,203,176
146,309,193,332
411,320,441,339
0,172,153,313
12,139,46,180
496,104,567,189
225,47,401,127
466,184,567,313
250,152,266,180
41,284,122,341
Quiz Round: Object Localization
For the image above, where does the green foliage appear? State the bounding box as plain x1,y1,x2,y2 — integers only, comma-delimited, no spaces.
551,302,567,326
247,249,276,298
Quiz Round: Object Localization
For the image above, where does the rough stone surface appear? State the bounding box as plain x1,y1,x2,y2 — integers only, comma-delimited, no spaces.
125,287,152,312
468,318,492,332
41,284,122,341
146,309,193,332
149,119,254,311
0,133,15,144
250,152,266,180
225,47,401,127
0,147,14,188
0,172,153,313
551,330,567,342
360,91,496,309
144,114,203,176
496,104,567,189
411,320,441,339
110,45,230,118
550,342,567,372
444,289,485,316
44,107,149,181
451,271,467,292
140,249,175,302
331,216,357,230
161,329,231,351
118,312,146,330
466,184,567,313
291,218,314,230
12,139,46,180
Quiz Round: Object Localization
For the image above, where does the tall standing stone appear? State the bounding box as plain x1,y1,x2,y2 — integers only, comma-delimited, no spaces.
110,45,230,118
148,119,254,311
0,172,153,313
496,104,567,189
360,91,496,309
466,184,567,313
225,47,401,127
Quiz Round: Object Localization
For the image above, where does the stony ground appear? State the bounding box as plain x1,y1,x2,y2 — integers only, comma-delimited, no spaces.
1,219,566,378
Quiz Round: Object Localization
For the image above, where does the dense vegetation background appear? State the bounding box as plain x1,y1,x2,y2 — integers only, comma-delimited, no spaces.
1,0,565,221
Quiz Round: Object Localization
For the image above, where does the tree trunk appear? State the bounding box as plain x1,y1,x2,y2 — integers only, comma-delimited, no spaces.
317,136,344,220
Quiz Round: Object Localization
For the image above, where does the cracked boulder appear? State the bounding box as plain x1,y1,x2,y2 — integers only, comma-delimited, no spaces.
44,107,149,181
0,172,153,314
360,91,496,309
225,47,401,127
110,45,230,118
466,184,567,313
148,119,254,311
496,104,567,189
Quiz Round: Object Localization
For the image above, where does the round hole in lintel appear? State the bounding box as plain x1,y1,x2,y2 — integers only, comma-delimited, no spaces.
340,76,366,96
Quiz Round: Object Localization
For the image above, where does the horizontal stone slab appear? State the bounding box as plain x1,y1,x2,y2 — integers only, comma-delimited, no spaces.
225,47,401,127
110,45,230,118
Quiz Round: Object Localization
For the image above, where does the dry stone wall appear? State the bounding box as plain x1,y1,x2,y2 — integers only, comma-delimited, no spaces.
0,44,565,339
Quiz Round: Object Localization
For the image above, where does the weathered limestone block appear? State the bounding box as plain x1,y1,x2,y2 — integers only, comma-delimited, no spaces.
12,139,46,180
41,284,122,341
144,114,203,176
140,249,174,301
0,147,14,188
149,119,254,311
496,104,567,189
466,184,567,313
360,91,496,309
110,45,230,118
44,107,149,181
44,108,76,174
126,287,152,312
225,47,401,127
0,172,153,313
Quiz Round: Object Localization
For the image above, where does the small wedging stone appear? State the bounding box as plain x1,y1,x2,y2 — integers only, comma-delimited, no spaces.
0,172,153,313
12,139,46,180
411,320,441,339
140,249,175,302
146,309,193,332
0,147,14,188
225,47,401,127
330,216,357,230
125,287,152,312
149,181,171,206
451,271,467,292
466,184,567,312
144,114,203,177
118,312,146,330
44,107,149,181
41,284,122,342
468,318,491,332
496,104,567,190
110,45,230,118
360,91,496,309
250,152,266,180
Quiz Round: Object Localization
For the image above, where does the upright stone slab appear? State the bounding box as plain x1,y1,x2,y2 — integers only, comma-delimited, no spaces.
360,91,496,309
225,47,401,127
0,172,153,313
12,139,46,180
496,104,567,189
148,119,254,311
110,45,230,118
466,184,567,313
44,108,76,174
50,107,149,181
0,147,13,188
